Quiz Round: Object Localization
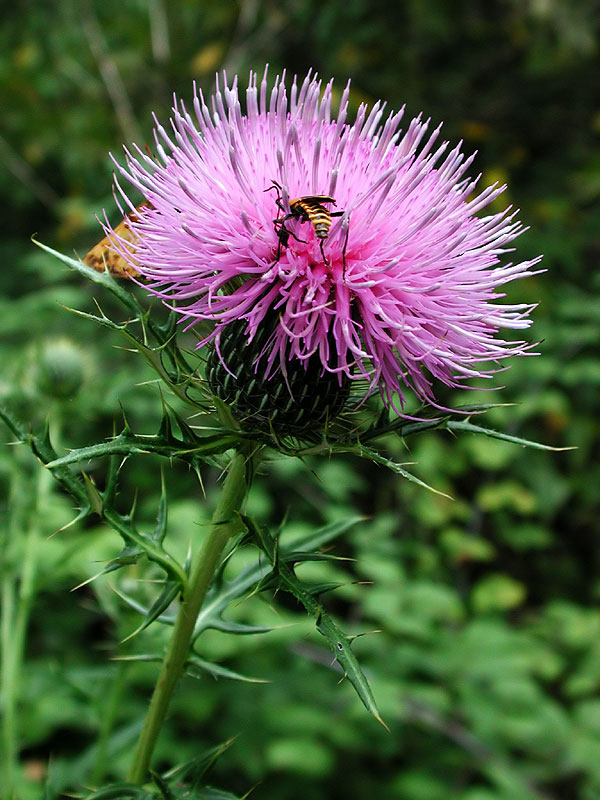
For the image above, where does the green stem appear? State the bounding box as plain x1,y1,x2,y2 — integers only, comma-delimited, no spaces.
91,664,128,786
128,452,248,785
1,436,53,800
1,576,17,800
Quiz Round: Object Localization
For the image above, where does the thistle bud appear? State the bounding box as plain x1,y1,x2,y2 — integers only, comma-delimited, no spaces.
35,339,86,400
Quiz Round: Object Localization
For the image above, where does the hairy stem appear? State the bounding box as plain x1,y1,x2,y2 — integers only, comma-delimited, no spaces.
128,452,248,784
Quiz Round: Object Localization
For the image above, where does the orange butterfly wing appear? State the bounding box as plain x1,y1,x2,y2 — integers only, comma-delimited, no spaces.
83,202,152,279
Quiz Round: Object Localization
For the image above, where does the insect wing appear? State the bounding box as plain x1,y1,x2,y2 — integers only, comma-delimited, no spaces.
83,201,152,279
289,195,337,207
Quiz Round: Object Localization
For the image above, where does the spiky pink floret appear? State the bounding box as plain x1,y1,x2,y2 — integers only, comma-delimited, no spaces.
108,68,542,409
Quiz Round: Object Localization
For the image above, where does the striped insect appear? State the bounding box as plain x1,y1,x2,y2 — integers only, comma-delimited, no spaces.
266,181,346,266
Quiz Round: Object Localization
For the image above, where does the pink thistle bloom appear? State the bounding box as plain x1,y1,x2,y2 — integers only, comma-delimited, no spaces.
110,68,541,410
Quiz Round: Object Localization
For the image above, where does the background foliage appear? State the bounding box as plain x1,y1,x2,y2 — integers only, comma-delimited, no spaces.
1,1,599,798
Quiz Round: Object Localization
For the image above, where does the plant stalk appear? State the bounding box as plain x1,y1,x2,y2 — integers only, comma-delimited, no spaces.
128,452,248,784
91,663,128,786
1,431,54,800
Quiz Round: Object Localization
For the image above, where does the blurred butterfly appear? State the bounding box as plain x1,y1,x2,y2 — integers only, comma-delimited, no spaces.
83,202,152,279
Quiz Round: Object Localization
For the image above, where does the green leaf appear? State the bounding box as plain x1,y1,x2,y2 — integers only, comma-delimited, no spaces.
111,586,176,627
305,580,347,597
122,581,181,642
0,406,90,511
193,517,363,640
285,516,365,553
33,237,135,296
244,515,385,725
1,410,183,588
149,771,174,799
161,738,237,787
153,471,168,543
186,654,268,683
362,415,445,443
350,443,452,498
70,546,145,591
439,528,496,564
207,619,276,635
192,558,273,639
113,654,162,664
83,784,149,799
446,420,574,451
45,429,240,470
102,508,188,589
471,573,527,613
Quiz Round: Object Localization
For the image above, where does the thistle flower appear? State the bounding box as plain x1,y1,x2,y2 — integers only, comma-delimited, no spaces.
108,68,541,429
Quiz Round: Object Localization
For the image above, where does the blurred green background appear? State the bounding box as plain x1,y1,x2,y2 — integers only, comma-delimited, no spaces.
1,1,599,799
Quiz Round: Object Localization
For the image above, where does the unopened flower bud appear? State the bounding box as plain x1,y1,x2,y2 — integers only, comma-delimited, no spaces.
35,339,86,400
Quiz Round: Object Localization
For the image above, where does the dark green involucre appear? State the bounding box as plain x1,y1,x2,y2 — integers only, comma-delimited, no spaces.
206,317,351,438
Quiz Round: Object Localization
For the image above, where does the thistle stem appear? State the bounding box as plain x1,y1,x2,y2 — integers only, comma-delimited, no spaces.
128,452,248,785
1,426,55,800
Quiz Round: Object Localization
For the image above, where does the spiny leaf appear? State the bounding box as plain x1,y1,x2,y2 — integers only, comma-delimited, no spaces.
82,784,148,799
45,429,240,469
350,443,452,498
192,517,363,640
113,654,162,663
164,401,204,443
153,471,168,543
284,551,354,565
1,408,186,586
0,407,89,510
445,420,575,451
110,586,176,627
122,581,181,642
358,402,516,444
162,738,237,787
158,405,175,441
284,516,365,553
33,239,141,315
207,619,277,635
357,410,444,443
449,402,516,413
387,418,447,438
314,607,389,730
306,581,347,597
149,771,174,799
186,654,268,684
71,547,144,591
103,454,124,507
81,470,104,515
50,505,90,536
59,302,132,333
244,515,385,725
192,560,273,639
102,508,188,589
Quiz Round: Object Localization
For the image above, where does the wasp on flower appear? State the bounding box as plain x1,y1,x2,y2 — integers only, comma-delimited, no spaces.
266,180,346,268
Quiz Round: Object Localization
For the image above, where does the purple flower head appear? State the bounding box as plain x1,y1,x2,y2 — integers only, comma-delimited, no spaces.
110,68,541,411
